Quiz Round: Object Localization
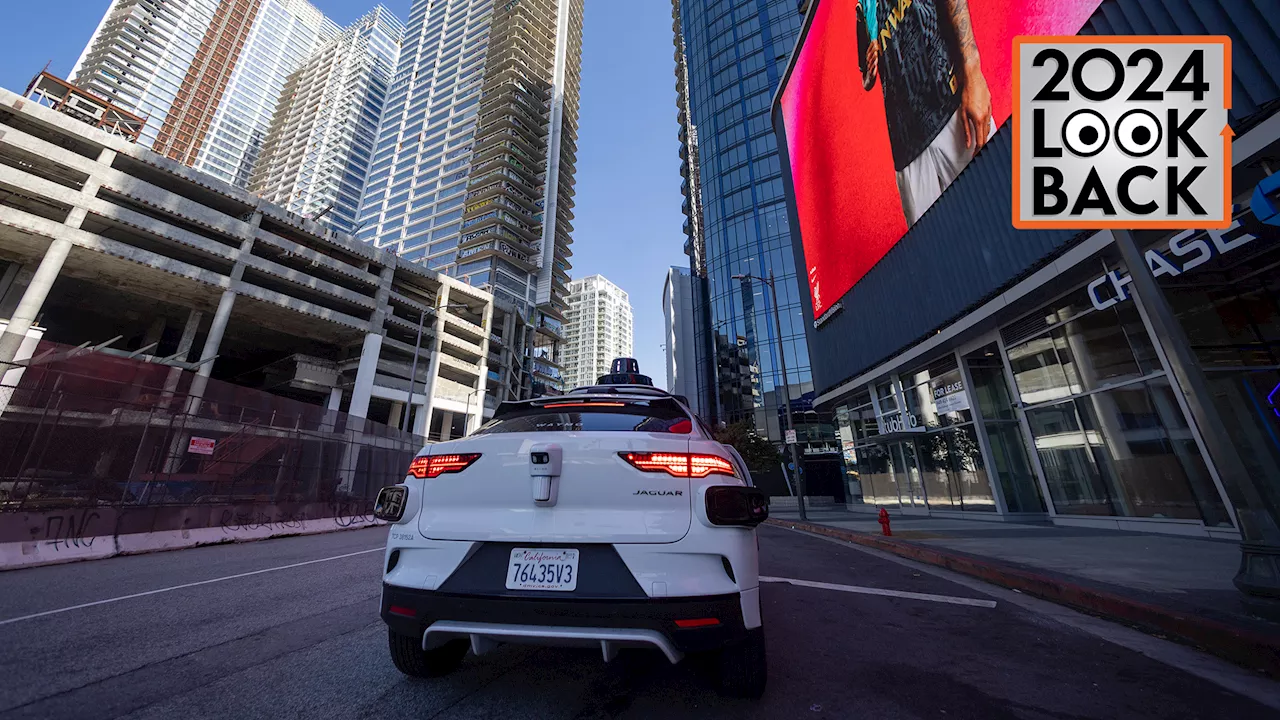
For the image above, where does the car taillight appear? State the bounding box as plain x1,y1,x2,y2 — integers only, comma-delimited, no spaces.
618,452,736,478
407,453,481,478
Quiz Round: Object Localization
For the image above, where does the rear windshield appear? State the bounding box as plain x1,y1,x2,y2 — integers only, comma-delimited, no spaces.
476,403,692,435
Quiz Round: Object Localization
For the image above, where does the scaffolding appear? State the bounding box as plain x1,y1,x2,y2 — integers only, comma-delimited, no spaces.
23,71,146,143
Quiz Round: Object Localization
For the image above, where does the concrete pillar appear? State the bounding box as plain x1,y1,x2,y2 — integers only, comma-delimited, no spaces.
440,410,455,441
175,310,202,360
0,237,73,366
0,161,110,366
348,332,383,419
0,262,19,309
142,316,166,350
388,401,403,430
412,400,428,439
470,299,495,434
185,288,236,410
160,310,202,408
319,387,344,438
0,320,43,416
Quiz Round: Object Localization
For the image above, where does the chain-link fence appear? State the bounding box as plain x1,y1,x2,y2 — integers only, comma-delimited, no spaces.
0,342,419,521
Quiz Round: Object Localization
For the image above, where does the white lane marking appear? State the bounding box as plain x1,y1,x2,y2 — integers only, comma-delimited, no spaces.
0,547,385,627
760,575,998,608
776,528,1280,711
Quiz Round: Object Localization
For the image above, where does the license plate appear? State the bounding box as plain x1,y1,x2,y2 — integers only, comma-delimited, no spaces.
506,548,579,591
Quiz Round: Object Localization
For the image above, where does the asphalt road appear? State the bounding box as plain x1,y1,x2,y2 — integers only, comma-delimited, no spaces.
1,525,1277,719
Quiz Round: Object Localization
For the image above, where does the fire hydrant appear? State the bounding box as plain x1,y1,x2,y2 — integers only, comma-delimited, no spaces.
878,507,892,536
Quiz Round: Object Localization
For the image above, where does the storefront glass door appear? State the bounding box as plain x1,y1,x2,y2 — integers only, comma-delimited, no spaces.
966,345,1046,513
901,357,997,512
893,441,927,506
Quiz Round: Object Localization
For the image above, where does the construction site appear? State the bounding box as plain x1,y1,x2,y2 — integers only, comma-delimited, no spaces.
0,77,536,553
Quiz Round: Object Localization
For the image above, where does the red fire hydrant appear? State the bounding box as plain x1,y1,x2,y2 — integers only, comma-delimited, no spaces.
878,507,892,537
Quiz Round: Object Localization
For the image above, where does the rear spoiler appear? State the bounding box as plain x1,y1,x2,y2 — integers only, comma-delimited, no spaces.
492,394,690,420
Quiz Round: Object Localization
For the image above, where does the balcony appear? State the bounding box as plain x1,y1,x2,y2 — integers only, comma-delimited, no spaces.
478,95,547,133
473,153,540,188
456,242,536,272
468,167,541,199
535,318,564,340
532,358,563,382
532,348,562,368
460,224,536,255
480,82,549,120
464,194,536,225
465,179,541,212
475,126,544,158
476,113,545,152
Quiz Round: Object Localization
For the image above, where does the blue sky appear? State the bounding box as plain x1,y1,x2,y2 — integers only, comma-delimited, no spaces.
0,0,685,383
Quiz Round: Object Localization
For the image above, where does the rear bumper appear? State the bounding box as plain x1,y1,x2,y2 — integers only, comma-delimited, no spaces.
381,584,748,657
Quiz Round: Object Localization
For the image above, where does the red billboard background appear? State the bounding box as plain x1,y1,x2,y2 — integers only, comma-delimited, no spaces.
778,0,1103,318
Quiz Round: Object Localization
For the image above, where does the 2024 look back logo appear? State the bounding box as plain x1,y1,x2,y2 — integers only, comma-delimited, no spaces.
1013,36,1232,230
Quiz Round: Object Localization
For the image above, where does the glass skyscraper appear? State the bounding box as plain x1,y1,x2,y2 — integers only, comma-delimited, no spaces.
672,0,820,446
71,0,222,150
250,7,403,234
72,0,340,188
354,0,585,395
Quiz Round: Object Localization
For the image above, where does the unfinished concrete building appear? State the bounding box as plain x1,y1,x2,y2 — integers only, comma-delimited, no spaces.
0,84,531,441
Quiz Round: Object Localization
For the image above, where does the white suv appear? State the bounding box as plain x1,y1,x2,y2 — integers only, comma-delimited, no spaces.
374,383,769,697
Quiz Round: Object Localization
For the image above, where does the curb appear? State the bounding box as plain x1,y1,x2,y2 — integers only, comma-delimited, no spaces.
766,518,1280,678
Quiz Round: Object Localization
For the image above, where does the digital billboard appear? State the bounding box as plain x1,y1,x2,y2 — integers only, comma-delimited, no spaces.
776,0,1105,318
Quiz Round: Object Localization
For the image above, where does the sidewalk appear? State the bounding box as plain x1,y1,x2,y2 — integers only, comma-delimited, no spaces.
768,509,1280,677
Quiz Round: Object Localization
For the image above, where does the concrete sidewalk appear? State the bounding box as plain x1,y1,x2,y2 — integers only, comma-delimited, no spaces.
768,509,1280,677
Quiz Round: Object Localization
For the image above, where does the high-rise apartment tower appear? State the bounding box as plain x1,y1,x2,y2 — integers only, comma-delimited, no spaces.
353,0,585,394
563,275,634,390
72,0,340,187
250,7,404,233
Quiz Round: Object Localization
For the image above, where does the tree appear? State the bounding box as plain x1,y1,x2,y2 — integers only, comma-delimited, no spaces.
714,421,783,473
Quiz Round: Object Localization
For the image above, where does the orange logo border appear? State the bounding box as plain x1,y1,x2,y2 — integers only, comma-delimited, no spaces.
1011,35,1233,231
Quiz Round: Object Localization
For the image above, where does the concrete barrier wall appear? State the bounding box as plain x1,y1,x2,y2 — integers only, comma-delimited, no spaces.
0,502,384,571
768,496,835,510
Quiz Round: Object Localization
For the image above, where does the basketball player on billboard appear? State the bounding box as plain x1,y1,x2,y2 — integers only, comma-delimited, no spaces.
859,0,995,227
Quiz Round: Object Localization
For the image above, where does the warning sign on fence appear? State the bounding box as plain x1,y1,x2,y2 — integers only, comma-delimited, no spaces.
188,437,216,455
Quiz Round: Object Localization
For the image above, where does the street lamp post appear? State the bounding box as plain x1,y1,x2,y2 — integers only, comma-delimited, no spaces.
402,302,471,435
732,270,808,521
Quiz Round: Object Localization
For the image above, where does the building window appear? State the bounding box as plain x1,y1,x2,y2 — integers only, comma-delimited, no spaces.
1006,288,1228,525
